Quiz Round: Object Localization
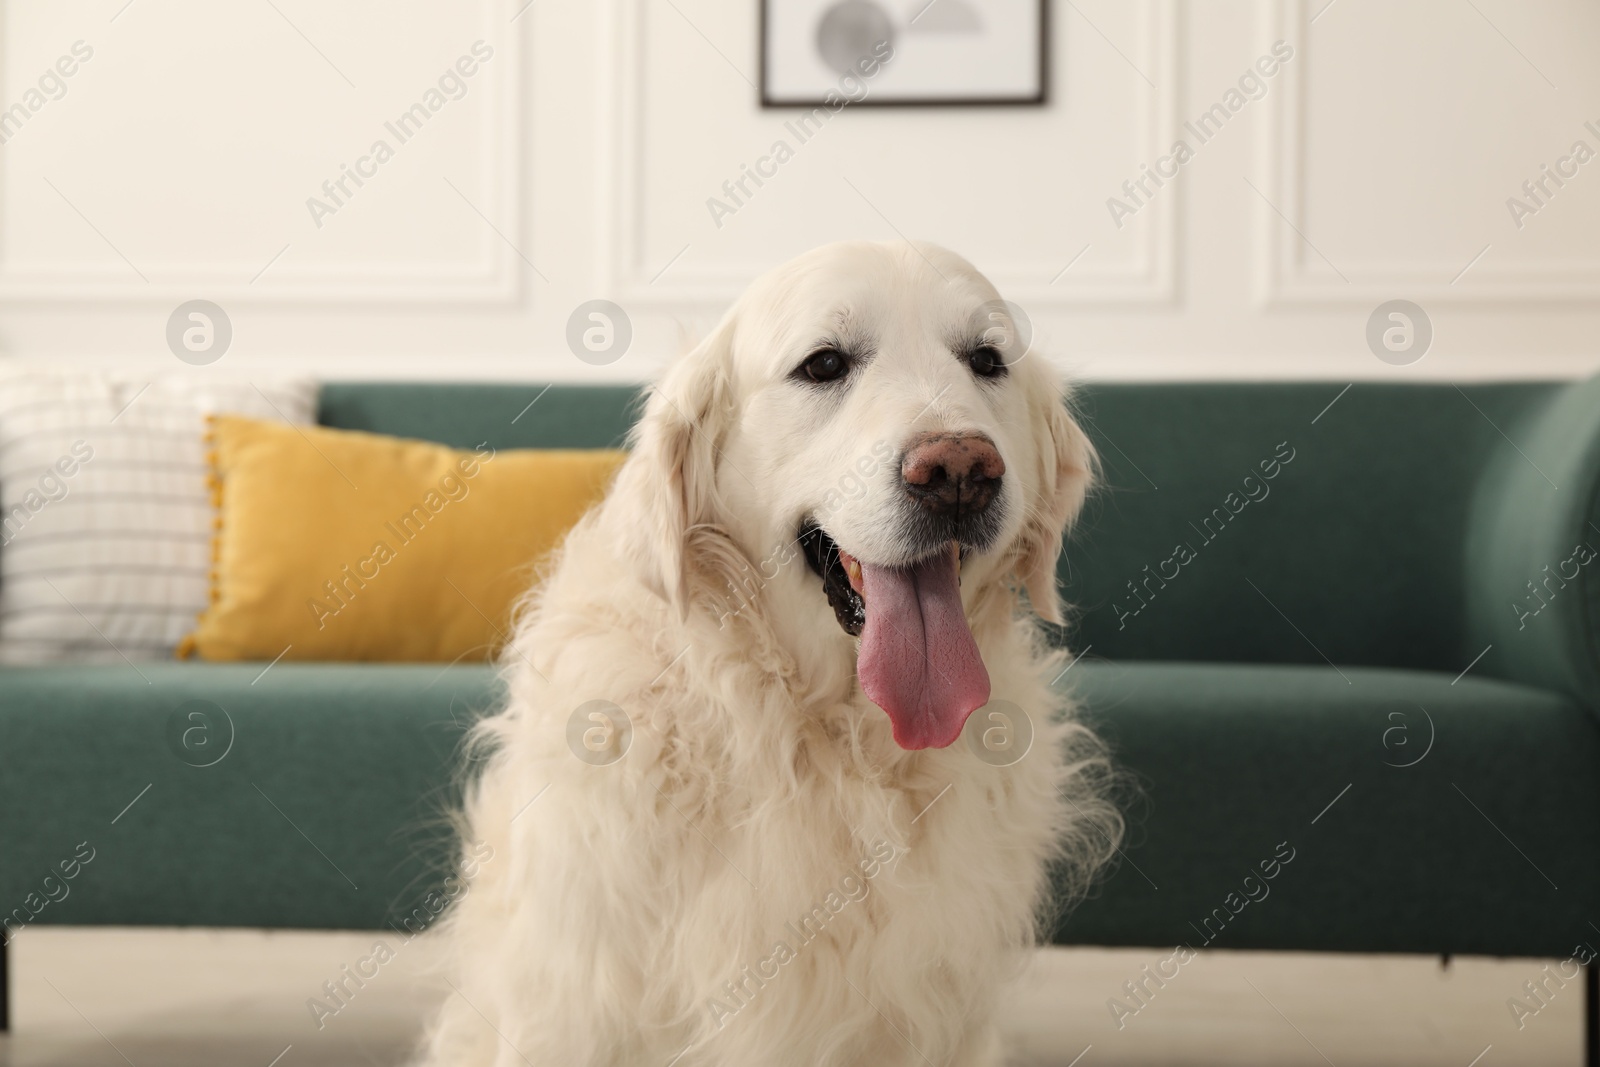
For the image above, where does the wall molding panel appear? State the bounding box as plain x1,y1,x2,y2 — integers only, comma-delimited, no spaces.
0,0,526,305
599,0,1181,309
1256,0,1600,307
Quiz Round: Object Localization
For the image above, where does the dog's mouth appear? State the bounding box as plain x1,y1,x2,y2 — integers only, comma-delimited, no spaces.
798,520,990,750
798,522,867,636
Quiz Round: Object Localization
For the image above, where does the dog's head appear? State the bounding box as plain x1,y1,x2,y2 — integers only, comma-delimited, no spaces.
617,240,1094,750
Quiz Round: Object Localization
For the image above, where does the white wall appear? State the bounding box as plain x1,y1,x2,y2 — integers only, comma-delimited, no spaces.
1,0,1598,383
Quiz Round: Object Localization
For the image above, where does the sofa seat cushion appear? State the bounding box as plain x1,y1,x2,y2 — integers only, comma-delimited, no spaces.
2,660,1596,958
0,663,500,931
1059,661,1600,957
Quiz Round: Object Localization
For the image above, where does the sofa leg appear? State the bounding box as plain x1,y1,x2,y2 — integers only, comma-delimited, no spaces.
1588,964,1598,1067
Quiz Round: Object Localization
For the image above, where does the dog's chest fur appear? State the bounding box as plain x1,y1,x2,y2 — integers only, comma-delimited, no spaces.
439,607,1070,1066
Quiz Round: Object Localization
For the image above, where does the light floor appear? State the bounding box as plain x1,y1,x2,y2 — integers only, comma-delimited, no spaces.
0,928,1579,1066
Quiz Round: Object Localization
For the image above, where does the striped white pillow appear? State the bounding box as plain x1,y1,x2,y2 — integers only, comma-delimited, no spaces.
0,370,318,664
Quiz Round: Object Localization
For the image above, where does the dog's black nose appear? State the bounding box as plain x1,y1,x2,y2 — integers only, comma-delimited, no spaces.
901,432,1005,518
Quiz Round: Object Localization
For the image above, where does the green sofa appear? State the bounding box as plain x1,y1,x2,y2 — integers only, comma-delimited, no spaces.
3,379,1599,1048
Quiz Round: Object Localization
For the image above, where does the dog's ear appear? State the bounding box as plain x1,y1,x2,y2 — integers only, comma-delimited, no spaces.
618,316,736,617
1016,388,1096,626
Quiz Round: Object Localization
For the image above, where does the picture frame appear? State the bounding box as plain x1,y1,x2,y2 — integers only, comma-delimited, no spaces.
760,0,1048,108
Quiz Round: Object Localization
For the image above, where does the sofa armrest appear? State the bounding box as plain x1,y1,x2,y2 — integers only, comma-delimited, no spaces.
1463,375,1600,710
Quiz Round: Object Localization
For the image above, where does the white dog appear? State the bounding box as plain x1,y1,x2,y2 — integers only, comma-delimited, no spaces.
419,241,1121,1067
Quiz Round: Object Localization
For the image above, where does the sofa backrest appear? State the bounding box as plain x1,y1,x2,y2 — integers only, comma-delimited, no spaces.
1060,381,1568,675
319,382,641,451
320,379,1592,682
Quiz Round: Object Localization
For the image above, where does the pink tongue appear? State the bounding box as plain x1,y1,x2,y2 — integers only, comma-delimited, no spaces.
856,549,991,750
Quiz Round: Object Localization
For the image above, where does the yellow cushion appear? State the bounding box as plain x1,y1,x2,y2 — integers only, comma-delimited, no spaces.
180,415,624,662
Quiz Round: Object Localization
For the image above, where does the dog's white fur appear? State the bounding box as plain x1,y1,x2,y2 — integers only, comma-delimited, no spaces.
419,241,1120,1067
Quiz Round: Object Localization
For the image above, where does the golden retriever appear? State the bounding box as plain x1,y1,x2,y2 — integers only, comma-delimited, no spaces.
419,240,1120,1066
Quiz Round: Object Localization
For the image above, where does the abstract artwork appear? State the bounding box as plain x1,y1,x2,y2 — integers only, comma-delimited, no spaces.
761,0,1047,106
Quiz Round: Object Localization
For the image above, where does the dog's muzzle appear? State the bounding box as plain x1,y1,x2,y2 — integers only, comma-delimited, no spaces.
900,431,1005,520
893,432,1009,558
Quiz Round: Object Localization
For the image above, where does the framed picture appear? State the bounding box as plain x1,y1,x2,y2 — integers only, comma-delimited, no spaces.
760,0,1047,107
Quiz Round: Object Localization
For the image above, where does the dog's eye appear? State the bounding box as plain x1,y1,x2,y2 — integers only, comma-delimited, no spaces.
800,348,849,384
968,345,1008,379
